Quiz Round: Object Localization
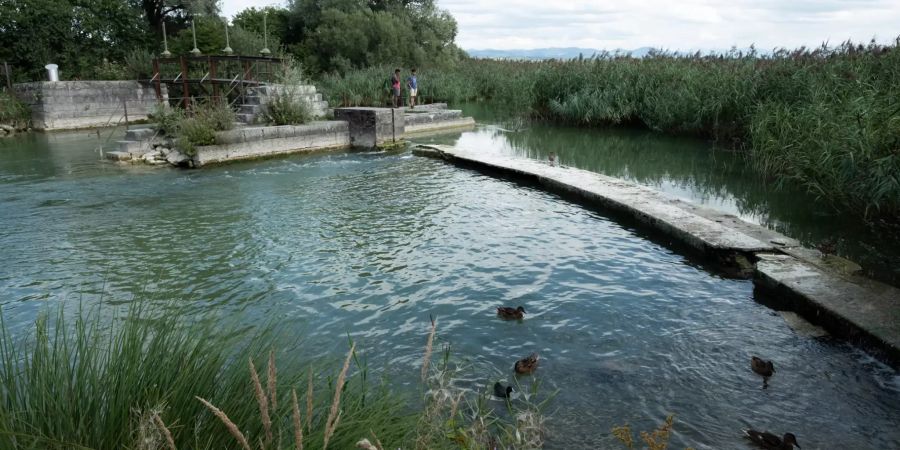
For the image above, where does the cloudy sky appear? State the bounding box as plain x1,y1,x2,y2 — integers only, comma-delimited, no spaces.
221,0,900,51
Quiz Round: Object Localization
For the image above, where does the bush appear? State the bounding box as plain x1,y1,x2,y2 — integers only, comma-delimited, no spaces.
0,91,29,128
150,104,185,136
264,61,312,125
176,100,236,156
124,48,155,80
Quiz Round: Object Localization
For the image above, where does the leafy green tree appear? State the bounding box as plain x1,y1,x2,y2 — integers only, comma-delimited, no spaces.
0,0,150,81
133,0,221,33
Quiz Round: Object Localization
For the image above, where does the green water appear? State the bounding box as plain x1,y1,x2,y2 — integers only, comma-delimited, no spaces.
416,104,900,287
0,126,898,449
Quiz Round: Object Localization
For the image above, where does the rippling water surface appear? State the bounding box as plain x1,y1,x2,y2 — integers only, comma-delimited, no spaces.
1,129,898,449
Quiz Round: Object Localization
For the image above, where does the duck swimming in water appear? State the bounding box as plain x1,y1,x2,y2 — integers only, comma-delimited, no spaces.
497,306,525,320
751,356,776,378
743,429,800,449
514,353,539,374
493,382,513,398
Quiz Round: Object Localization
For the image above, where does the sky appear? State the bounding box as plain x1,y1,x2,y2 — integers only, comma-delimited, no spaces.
221,0,900,51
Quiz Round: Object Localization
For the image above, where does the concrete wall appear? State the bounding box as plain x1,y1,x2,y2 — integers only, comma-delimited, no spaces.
13,81,167,131
333,107,404,148
193,121,350,167
404,109,476,135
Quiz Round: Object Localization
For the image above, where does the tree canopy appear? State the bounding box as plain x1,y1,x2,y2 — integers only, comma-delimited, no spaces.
0,0,462,81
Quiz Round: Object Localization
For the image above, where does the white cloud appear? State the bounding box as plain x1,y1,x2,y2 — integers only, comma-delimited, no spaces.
221,0,900,51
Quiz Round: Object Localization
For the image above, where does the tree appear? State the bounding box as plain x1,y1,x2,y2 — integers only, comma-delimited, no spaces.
0,0,150,81
133,0,221,33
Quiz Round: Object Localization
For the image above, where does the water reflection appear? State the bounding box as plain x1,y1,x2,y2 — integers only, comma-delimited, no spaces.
414,104,900,286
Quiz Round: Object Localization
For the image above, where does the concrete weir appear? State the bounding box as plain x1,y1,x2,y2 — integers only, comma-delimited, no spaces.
413,144,900,367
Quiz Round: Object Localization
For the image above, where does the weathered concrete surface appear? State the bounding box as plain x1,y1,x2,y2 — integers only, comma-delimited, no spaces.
403,109,476,135
334,107,404,148
13,81,167,130
755,254,900,364
192,121,350,167
414,144,900,367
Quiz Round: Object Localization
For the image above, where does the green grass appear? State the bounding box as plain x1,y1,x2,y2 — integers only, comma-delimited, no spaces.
318,39,900,219
0,304,549,449
0,91,29,128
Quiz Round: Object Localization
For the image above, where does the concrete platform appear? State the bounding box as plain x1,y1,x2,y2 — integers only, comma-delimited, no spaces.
192,121,350,167
413,144,900,367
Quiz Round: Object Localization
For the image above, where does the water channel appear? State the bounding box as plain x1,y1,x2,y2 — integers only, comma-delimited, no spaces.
0,119,898,449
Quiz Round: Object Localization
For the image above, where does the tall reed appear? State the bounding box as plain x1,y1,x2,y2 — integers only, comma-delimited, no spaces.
318,38,900,218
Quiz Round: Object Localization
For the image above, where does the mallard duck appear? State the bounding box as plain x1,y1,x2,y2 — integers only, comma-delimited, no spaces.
497,306,525,320
493,381,513,398
751,356,776,378
514,353,539,374
743,429,800,449
816,237,837,256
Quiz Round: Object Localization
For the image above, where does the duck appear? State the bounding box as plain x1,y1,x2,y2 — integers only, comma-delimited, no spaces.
816,237,837,256
514,353,539,374
751,356,776,378
743,429,801,449
497,306,525,320
493,381,513,398
548,152,557,165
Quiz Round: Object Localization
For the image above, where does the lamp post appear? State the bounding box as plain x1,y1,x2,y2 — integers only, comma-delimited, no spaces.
161,22,172,57
190,20,201,56
223,18,233,55
260,12,271,56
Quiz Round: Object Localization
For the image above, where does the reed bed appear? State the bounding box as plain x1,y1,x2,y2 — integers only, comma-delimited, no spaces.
0,303,550,449
318,39,900,218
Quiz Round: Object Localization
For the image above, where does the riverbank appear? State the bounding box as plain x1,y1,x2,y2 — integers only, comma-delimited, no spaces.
318,40,900,220
414,144,900,367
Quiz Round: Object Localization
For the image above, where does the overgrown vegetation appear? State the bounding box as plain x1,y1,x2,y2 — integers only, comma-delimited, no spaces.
0,305,549,449
151,100,235,156
320,40,900,218
613,415,694,450
0,91,29,128
263,61,312,126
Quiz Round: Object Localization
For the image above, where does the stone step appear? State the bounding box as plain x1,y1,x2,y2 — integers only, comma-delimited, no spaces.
250,85,317,96
117,140,144,153
105,151,133,161
236,113,256,124
239,104,262,115
243,95,262,105
125,127,156,141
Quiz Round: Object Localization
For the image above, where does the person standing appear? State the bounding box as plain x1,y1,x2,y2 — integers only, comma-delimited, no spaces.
407,68,418,109
391,68,402,108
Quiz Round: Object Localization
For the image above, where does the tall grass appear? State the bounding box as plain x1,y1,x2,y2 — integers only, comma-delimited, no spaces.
0,303,549,449
0,91,29,129
318,39,900,218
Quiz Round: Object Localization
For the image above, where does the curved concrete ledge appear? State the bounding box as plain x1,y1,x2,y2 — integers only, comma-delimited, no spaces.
414,144,900,368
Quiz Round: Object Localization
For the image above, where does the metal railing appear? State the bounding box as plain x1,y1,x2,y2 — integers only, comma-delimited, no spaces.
150,55,284,109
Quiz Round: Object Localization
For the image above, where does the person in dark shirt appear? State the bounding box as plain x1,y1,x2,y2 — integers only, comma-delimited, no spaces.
391,68,401,108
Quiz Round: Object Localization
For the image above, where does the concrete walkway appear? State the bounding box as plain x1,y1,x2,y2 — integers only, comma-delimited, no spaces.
413,144,900,367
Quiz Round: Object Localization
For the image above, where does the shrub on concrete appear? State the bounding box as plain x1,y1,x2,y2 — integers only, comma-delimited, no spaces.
0,91,29,128
264,60,312,125
176,100,236,156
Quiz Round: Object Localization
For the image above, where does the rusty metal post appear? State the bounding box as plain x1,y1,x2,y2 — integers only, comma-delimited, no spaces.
152,58,162,102
3,62,10,91
179,56,191,110
210,57,219,101
123,100,129,124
